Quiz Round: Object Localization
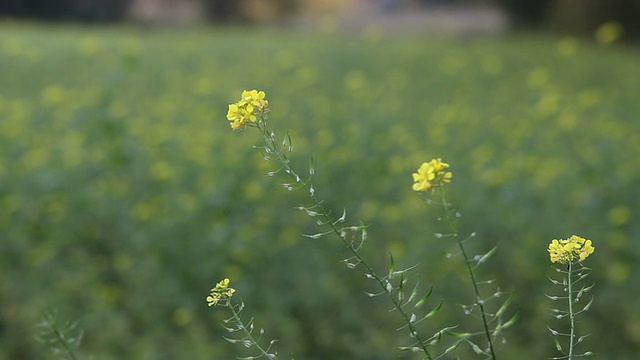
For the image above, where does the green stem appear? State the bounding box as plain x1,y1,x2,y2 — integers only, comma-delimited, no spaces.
315,201,434,359
227,301,275,359
52,326,79,360
567,262,575,360
438,187,496,360
257,122,434,360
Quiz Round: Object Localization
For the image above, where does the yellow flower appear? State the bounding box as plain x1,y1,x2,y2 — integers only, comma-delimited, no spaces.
429,158,449,173
227,90,268,130
206,278,236,306
578,239,595,262
227,103,240,121
412,158,453,192
242,89,268,110
548,235,595,264
412,162,435,191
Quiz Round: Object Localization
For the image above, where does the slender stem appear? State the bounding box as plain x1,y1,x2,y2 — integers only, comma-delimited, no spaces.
438,187,496,360
257,122,434,360
227,302,275,359
315,201,434,359
567,262,575,360
51,326,79,360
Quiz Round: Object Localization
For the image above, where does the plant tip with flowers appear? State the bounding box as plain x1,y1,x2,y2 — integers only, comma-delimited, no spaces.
227,89,269,130
412,158,452,192
548,235,595,265
547,235,595,360
206,278,236,307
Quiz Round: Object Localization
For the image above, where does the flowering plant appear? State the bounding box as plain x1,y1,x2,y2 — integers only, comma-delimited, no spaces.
206,90,595,360
547,235,595,360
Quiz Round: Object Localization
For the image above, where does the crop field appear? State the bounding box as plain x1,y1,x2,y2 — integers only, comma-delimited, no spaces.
1,22,640,359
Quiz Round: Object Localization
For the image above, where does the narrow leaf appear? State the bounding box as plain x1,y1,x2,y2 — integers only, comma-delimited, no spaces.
500,310,520,329
415,300,443,324
389,253,395,279
468,340,485,355
494,294,513,318
392,263,420,276
440,339,464,356
444,331,472,338
475,246,497,267
414,286,434,309
406,277,421,305
286,133,293,151
398,273,405,303
579,296,594,312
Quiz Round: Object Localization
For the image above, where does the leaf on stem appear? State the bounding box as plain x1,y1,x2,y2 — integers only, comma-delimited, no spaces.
467,339,486,355
398,273,405,303
494,294,513,318
577,296,594,313
414,287,434,309
472,246,497,268
439,338,465,357
391,263,420,277
412,300,443,325
405,277,421,305
388,253,395,280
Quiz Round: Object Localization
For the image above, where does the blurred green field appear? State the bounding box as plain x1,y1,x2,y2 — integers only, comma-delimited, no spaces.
1,22,640,359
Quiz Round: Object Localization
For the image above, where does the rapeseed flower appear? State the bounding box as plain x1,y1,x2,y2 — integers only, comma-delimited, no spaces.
207,278,236,306
227,90,268,130
412,158,452,192
548,235,595,264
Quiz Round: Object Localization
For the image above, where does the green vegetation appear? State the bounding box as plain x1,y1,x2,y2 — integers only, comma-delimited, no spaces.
1,23,639,359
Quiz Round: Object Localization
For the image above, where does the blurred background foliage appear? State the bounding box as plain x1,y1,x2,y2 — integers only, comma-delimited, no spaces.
1,0,640,39
1,2,640,360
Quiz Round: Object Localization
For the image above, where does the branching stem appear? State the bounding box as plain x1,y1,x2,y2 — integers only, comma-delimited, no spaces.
227,301,276,359
438,187,496,360
257,122,434,360
51,325,79,360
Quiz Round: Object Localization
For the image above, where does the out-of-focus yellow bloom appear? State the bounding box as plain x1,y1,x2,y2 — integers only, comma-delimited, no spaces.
595,21,623,45
227,90,268,130
206,278,236,306
412,158,452,192
548,235,595,264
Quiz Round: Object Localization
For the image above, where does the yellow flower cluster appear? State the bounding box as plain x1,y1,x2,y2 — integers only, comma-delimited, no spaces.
206,278,236,306
412,158,453,192
227,90,269,130
548,235,595,264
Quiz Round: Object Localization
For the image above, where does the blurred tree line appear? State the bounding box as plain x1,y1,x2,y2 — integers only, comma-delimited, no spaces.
0,0,130,21
0,0,297,23
0,0,638,39
497,0,640,39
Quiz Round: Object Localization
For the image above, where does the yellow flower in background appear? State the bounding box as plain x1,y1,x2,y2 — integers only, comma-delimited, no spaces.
548,235,595,264
412,158,452,192
595,21,624,45
206,278,236,306
227,90,268,130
